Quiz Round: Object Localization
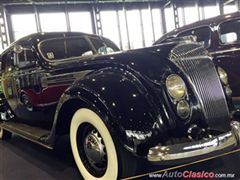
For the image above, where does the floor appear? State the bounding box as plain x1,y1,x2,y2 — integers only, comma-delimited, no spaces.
0,134,239,180
0,135,82,180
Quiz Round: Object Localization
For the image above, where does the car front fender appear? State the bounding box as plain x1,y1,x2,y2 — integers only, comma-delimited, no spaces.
50,67,169,156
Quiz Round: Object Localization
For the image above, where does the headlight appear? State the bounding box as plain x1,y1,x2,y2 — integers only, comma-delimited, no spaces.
166,74,186,99
177,100,190,119
217,67,228,85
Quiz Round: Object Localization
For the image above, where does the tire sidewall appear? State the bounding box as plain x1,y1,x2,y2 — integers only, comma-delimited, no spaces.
70,108,118,180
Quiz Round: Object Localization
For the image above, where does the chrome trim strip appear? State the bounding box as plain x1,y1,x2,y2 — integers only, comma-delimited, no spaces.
41,70,92,88
209,47,240,55
35,101,58,107
147,121,240,162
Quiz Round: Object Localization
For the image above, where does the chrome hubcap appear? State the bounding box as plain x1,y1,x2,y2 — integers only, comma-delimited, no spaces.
84,130,107,167
77,124,108,177
22,95,33,111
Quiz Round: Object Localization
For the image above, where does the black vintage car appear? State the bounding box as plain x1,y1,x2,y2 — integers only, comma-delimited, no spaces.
0,32,239,179
154,11,240,104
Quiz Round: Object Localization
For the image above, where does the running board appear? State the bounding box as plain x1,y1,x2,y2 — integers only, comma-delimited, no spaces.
0,121,53,149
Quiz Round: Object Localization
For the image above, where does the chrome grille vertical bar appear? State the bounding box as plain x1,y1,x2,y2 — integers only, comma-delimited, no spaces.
176,57,230,131
170,43,230,131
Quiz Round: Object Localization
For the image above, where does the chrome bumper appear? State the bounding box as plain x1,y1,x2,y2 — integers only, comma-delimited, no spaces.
148,121,240,162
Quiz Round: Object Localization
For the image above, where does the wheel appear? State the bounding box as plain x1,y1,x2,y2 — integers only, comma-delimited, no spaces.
70,108,137,180
21,94,34,112
0,127,11,140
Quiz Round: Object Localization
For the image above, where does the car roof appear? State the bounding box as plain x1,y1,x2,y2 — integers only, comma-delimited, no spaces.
1,32,107,55
17,32,100,42
155,11,240,44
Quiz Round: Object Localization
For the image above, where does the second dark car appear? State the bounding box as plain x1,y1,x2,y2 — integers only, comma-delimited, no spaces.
154,11,240,102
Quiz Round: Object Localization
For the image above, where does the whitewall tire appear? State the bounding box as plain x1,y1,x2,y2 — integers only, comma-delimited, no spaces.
70,108,118,180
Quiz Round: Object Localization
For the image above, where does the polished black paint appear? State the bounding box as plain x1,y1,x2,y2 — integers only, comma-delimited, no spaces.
0,32,230,158
50,48,185,154
49,44,208,156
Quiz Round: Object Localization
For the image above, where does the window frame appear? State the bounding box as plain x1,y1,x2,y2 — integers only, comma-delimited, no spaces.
38,36,96,62
39,12,68,32
11,13,38,41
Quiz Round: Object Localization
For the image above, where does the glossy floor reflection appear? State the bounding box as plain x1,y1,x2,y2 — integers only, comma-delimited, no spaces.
0,134,239,180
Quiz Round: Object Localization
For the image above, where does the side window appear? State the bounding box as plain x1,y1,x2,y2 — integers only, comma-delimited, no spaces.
220,19,240,44
103,39,120,52
39,37,93,61
14,46,36,68
178,27,211,48
67,37,93,57
90,37,119,55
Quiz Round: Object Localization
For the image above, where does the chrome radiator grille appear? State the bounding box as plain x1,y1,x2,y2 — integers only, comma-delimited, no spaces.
170,43,230,131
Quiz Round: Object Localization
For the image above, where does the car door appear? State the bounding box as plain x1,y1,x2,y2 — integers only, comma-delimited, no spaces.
13,44,42,110
1,44,53,127
11,44,50,124
1,49,19,111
